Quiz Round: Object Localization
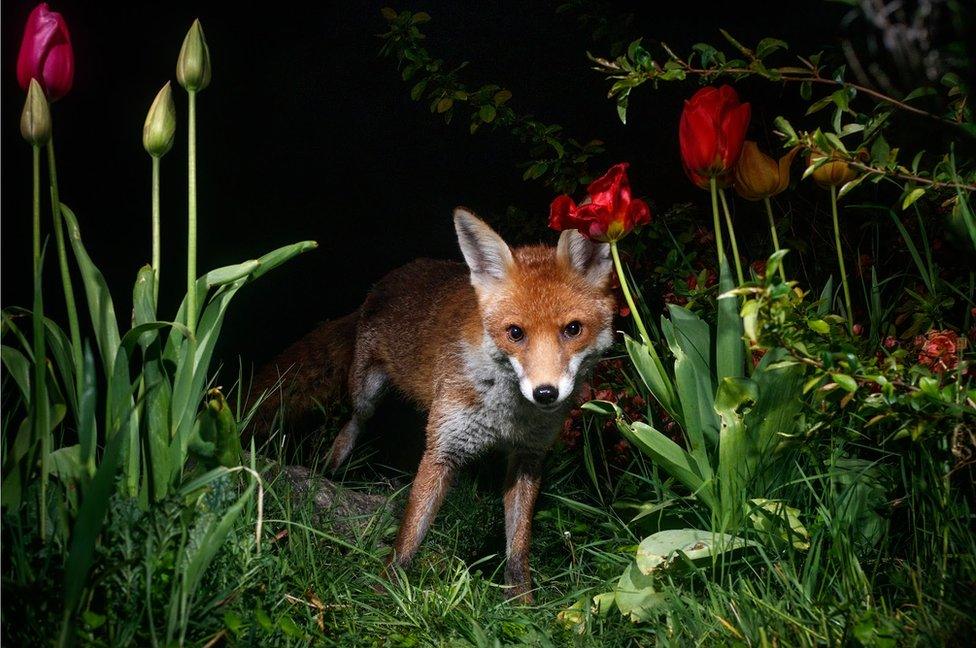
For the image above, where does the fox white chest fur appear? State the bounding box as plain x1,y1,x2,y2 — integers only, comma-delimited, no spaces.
433,334,574,461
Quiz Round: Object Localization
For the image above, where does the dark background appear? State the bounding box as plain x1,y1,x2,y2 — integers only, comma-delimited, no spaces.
0,0,867,377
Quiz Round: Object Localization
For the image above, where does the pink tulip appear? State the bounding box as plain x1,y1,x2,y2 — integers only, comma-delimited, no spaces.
17,3,74,101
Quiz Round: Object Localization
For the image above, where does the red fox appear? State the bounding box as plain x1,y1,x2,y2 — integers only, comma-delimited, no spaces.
252,208,615,601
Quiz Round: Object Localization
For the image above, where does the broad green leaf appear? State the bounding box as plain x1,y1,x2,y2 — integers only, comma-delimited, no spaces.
1,345,30,403
61,204,122,379
636,528,756,574
615,561,664,622
77,343,98,478
716,258,744,381
748,498,810,550
581,399,621,417
63,402,128,629
665,305,719,467
621,421,716,510
715,376,759,523
624,334,680,425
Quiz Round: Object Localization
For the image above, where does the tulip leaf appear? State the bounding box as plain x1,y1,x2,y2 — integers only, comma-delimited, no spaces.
636,529,756,575
61,204,121,379
716,257,745,381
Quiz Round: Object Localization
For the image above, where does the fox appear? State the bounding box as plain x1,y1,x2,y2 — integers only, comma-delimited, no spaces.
251,208,616,601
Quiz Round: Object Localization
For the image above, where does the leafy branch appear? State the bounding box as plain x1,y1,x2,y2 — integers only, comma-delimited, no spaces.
378,7,604,193
591,30,972,131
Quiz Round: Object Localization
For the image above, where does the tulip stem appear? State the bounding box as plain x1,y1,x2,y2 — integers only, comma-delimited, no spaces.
152,156,161,302
46,138,84,387
187,89,197,335
830,185,854,334
763,197,787,282
610,241,650,346
709,178,726,268
718,189,744,286
32,144,49,543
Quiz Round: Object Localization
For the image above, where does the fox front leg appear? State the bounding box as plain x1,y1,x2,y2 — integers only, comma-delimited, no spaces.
387,449,456,575
503,451,543,603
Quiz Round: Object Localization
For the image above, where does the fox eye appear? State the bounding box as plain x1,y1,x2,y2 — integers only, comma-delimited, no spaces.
507,325,525,342
563,321,582,338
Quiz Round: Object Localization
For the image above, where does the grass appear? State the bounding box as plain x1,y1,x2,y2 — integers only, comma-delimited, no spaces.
4,396,976,646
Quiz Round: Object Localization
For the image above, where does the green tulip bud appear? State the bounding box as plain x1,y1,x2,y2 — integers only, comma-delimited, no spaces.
176,19,211,92
20,78,51,146
143,82,176,157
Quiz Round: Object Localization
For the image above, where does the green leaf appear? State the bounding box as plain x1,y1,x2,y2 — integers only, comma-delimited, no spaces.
902,187,925,210
435,97,453,113
748,498,810,550
581,399,620,417
832,373,858,393
807,319,830,334
622,422,716,510
63,400,129,630
478,104,496,124
716,257,744,381
755,37,788,59
1,345,31,403
624,334,680,425
77,343,98,478
61,204,121,379
665,305,719,461
635,529,756,574
493,89,512,106
615,562,664,623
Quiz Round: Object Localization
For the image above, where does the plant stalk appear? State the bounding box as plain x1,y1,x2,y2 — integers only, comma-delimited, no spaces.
764,197,787,282
47,139,84,386
709,177,725,267
152,156,161,302
187,89,198,334
32,145,50,542
830,185,854,334
610,241,650,346
718,188,745,286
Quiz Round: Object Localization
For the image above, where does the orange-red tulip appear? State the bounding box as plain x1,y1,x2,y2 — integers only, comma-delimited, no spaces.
679,85,751,189
549,163,651,243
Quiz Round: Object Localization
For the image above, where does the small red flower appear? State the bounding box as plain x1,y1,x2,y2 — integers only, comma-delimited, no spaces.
679,85,751,189
883,336,898,350
549,163,651,242
750,260,767,278
17,3,74,101
915,329,962,374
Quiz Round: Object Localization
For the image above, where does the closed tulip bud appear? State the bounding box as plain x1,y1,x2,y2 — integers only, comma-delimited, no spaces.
143,82,176,157
807,152,863,189
17,3,74,101
21,78,51,146
733,141,797,201
176,19,211,92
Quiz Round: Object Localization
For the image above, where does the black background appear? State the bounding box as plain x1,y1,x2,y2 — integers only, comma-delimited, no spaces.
2,1,848,375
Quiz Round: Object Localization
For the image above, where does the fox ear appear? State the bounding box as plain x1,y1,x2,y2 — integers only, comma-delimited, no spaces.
557,229,612,288
454,207,514,288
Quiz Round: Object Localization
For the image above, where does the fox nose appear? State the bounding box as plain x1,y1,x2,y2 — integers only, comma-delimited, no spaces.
532,384,559,405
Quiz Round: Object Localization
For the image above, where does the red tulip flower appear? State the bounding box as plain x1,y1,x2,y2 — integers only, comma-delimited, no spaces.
17,3,74,101
548,163,651,243
679,85,751,189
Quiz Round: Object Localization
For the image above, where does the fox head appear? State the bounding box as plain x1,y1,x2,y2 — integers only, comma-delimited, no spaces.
454,207,616,411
